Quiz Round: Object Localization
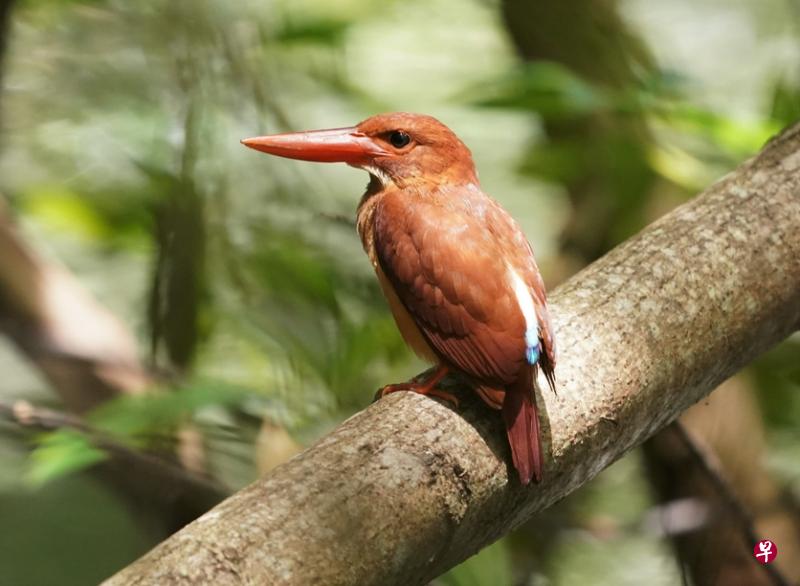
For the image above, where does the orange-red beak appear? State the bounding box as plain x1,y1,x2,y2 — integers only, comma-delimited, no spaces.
241,127,390,164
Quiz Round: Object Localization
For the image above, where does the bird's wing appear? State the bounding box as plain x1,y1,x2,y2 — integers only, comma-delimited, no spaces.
373,190,546,386
519,239,557,391
485,196,556,391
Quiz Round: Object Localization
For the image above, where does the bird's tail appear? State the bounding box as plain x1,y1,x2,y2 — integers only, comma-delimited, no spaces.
502,368,542,484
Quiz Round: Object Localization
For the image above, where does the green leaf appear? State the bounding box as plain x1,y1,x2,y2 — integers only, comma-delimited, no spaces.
656,103,778,158
769,78,800,127
273,17,350,46
80,381,256,450
471,62,606,119
27,430,108,487
20,182,153,251
22,185,114,243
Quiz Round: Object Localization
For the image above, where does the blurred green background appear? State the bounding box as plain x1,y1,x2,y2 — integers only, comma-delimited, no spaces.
0,0,798,584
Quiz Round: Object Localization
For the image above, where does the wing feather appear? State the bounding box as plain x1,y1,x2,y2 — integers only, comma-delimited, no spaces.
374,189,552,387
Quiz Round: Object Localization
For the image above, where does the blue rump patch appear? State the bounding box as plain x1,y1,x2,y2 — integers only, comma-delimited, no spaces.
525,326,540,365
526,344,540,365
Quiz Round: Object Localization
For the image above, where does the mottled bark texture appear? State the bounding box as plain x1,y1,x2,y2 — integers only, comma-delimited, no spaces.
502,2,800,579
499,1,664,577
104,124,800,586
502,2,800,580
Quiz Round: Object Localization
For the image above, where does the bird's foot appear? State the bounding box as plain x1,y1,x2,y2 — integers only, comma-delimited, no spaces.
378,383,460,407
375,365,458,407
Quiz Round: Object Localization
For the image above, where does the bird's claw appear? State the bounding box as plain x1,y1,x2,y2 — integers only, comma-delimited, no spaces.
374,380,459,408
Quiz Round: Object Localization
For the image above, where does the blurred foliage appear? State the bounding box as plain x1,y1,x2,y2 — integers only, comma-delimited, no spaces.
440,540,513,586
25,379,260,487
0,0,798,583
753,338,800,431
0,472,150,586
472,61,780,192
27,428,107,486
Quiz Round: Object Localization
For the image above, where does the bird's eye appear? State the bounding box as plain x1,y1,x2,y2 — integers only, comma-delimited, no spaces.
388,130,411,149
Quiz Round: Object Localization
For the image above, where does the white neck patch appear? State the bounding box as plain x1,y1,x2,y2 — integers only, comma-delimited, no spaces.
361,164,391,188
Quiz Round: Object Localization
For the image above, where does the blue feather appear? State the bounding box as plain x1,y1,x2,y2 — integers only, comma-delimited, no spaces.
526,341,540,365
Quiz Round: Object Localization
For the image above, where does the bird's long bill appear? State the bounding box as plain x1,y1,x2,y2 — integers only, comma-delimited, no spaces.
241,127,389,164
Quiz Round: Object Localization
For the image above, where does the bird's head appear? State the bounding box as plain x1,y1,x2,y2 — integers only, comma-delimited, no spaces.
242,112,478,189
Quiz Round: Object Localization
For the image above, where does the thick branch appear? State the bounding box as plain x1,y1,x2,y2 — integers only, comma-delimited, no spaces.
104,124,800,585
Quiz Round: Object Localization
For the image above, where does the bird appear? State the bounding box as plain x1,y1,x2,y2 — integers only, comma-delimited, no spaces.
242,113,556,484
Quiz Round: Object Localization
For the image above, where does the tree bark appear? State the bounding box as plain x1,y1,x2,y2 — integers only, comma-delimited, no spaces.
103,123,800,586
499,2,661,577
501,3,800,581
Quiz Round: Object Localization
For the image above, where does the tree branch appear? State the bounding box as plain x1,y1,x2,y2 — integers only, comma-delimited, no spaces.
0,202,226,531
0,199,151,411
645,376,800,583
669,421,791,586
103,123,800,585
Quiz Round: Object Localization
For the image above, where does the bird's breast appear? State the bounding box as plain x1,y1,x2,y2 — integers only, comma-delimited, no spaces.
375,264,439,363
357,190,439,363
375,265,440,363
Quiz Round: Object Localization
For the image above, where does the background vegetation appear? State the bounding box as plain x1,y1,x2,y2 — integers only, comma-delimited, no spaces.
0,0,798,584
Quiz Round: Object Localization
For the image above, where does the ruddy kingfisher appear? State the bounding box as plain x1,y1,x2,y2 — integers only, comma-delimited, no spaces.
242,113,556,484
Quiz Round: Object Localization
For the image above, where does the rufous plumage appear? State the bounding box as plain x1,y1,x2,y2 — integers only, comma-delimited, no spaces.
243,113,556,484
